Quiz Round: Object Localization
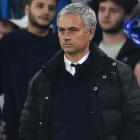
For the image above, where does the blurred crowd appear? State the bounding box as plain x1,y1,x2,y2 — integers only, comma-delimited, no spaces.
0,0,140,139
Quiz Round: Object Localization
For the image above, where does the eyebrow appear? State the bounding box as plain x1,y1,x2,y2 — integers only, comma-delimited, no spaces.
58,27,79,30
99,6,117,10
37,2,56,8
37,2,44,5
49,5,56,8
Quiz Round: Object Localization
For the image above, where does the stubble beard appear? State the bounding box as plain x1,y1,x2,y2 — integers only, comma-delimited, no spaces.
29,10,53,30
100,20,124,34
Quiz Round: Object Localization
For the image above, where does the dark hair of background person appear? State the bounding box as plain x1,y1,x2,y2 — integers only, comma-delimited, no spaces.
0,18,19,31
97,0,135,15
25,0,60,6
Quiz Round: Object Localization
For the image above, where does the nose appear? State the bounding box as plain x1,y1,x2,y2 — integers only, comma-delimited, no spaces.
43,7,49,14
104,10,110,18
63,31,71,40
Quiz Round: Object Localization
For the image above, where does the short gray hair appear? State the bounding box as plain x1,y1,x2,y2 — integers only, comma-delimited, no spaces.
57,3,97,32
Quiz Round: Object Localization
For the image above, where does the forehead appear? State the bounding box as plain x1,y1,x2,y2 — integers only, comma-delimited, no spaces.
32,0,57,6
99,1,123,10
58,14,84,28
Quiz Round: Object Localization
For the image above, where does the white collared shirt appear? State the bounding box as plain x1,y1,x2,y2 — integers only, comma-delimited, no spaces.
64,52,90,76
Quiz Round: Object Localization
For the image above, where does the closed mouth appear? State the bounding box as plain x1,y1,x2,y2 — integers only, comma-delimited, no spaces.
63,44,72,46
40,16,49,20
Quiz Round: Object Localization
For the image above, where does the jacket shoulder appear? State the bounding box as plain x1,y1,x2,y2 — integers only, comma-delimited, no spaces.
114,60,135,85
114,61,140,139
115,59,133,72
114,59,140,102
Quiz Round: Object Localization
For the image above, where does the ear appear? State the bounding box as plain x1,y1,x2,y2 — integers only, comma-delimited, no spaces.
25,5,29,16
88,27,95,41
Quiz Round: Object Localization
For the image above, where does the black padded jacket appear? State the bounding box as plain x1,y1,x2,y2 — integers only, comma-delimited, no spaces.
19,43,140,140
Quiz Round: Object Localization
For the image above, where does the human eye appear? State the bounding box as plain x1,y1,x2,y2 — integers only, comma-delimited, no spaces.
49,6,55,11
58,28,65,34
70,28,78,34
111,9,118,13
37,3,43,8
71,29,77,32
99,7,105,12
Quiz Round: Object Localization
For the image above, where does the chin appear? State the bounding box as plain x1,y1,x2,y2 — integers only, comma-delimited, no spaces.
40,22,50,26
101,26,111,30
64,49,74,54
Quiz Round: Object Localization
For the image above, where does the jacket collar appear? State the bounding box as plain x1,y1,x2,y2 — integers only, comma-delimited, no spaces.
42,42,113,82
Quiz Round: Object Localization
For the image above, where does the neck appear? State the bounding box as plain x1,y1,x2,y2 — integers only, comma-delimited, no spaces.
102,30,126,45
27,24,50,37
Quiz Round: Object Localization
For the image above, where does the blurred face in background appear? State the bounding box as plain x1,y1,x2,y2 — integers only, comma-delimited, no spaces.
134,63,140,87
98,0,125,34
25,0,57,30
0,23,13,39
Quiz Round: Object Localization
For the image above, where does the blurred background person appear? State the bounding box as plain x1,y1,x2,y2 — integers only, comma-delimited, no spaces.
0,0,60,139
134,60,140,86
0,0,72,34
86,0,139,42
0,17,19,140
0,18,19,39
97,0,140,70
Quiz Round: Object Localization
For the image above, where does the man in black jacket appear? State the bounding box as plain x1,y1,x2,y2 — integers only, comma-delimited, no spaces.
19,3,140,140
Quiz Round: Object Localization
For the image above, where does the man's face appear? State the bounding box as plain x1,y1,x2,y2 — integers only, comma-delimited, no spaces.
0,24,13,39
134,63,140,87
26,0,56,29
98,1,125,34
58,14,94,60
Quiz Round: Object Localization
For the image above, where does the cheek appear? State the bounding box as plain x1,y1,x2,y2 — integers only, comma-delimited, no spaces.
98,13,101,20
75,36,89,47
113,14,123,21
50,12,55,19
80,34,89,41
98,13,104,22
